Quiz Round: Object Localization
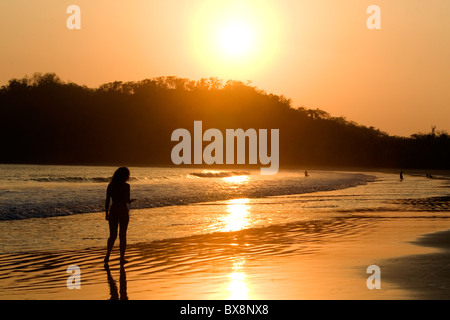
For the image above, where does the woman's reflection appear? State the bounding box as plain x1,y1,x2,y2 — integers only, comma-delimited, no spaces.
104,264,128,300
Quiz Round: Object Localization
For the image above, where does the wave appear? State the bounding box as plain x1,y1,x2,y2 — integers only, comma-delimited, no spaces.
30,176,139,183
0,169,375,221
190,171,250,178
31,176,109,183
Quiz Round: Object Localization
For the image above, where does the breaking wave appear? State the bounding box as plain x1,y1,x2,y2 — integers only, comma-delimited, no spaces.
0,165,375,220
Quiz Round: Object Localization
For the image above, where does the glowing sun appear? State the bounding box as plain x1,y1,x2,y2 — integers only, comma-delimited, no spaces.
217,20,256,58
189,1,284,78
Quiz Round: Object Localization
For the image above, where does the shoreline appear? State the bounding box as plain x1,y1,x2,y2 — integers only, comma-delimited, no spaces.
2,162,449,180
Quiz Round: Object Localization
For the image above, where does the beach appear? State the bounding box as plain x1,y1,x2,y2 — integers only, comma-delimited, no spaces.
0,168,449,300
1,211,449,300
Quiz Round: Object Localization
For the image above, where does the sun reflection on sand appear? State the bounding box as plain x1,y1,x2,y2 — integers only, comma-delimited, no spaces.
223,198,250,232
227,258,249,300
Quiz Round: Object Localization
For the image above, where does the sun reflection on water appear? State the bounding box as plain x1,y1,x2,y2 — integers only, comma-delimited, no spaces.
223,198,250,232
222,175,249,184
219,177,252,299
227,258,249,300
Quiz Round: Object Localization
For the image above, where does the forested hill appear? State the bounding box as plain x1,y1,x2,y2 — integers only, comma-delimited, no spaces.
0,73,449,170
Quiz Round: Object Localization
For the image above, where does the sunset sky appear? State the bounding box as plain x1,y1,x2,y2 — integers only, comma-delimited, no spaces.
1,0,449,137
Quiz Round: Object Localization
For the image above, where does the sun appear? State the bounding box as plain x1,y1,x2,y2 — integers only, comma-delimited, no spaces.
209,10,261,65
218,20,255,58
189,1,284,79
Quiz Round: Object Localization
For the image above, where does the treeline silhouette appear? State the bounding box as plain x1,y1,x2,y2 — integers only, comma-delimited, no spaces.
0,72,449,170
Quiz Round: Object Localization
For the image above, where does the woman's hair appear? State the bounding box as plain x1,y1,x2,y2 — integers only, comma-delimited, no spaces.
111,167,130,183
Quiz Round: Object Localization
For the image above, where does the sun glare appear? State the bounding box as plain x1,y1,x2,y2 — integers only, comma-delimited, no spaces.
190,0,284,79
218,21,255,57
227,258,249,299
223,198,250,232
222,174,249,184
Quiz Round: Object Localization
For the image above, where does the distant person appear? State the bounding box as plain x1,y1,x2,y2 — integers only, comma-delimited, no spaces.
400,171,404,181
305,170,309,177
104,167,135,265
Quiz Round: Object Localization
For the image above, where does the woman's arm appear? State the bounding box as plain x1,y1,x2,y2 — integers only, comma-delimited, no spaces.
126,183,135,204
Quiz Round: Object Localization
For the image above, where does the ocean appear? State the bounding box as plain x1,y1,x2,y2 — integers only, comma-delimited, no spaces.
0,164,375,221
0,164,449,254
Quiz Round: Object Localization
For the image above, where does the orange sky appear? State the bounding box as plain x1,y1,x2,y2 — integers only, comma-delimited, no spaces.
1,0,449,137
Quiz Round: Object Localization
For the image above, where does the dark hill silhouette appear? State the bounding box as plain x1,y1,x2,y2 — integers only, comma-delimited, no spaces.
0,72,449,170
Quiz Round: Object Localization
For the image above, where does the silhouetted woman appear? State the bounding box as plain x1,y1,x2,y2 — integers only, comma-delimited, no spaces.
104,167,135,265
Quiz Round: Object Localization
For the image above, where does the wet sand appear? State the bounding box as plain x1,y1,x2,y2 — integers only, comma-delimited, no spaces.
380,229,450,300
1,212,450,300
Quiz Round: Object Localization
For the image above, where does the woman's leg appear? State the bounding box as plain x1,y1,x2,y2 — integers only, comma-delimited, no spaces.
105,216,119,263
119,214,129,264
